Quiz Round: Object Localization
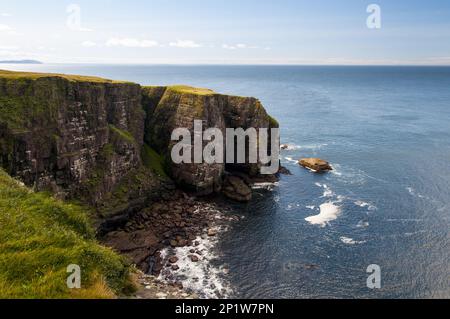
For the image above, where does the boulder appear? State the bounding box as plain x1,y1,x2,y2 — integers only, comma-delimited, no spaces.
189,255,199,262
207,228,217,237
222,175,252,202
278,166,292,175
299,158,332,172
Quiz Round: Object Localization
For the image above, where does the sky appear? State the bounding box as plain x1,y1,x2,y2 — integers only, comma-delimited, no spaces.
1,0,450,65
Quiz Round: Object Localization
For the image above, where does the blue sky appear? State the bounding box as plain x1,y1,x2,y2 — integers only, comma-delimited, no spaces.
1,0,450,64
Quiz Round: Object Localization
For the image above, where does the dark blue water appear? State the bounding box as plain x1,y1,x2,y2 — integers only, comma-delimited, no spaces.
5,64,450,298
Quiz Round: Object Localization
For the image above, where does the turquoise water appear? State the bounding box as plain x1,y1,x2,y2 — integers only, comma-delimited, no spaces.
4,64,450,298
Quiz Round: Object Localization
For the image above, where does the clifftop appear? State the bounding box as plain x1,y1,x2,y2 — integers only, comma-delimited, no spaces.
0,69,129,83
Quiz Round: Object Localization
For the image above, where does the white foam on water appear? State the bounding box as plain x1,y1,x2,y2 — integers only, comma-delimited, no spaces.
357,220,370,228
305,202,341,227
315,183,335,198
281,143,328,151
306,205,316,210
252,182,279,191
326,163,372,185
158,228,232,299
340,237,366,245
406,187,426,199
331,169,343,176
281,144,301,151
283,156,298,164
354,200,377,211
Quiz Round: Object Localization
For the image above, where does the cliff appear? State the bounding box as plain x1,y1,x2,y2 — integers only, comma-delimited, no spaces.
144,85,279,194
0,70,278,213
0,70,166,221
0,69,280,298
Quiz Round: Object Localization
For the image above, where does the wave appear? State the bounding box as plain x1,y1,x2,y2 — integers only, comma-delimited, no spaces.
305,202,341,227
315,183,336,198
252,182,279,191
357,220,370,228
406,187,427,199
158,232,232,299
354,200,377,211
282,156,298,164
340,237,366,245
281,143,328,151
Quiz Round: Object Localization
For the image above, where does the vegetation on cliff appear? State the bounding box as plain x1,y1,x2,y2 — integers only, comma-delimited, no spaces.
0,169,135,298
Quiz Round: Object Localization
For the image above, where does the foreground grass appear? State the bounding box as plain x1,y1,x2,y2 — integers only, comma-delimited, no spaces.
0,169,134,299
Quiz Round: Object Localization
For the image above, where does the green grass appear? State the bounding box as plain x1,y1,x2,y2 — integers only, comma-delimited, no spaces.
168,85,216,96
268,115,279,128
0,169,135,299
0,69,130,84
108,125,136,144
141,144,167,178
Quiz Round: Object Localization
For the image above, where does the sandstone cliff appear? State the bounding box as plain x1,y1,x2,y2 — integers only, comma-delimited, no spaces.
0,70,279,219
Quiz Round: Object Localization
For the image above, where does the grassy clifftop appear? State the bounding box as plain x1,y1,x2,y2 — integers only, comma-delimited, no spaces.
0,69,130,83
0,169,134,299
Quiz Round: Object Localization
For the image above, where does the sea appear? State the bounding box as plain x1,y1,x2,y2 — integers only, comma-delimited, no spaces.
3,64,449,298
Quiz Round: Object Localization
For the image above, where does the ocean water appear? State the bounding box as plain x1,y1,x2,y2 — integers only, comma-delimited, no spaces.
4,64,450,298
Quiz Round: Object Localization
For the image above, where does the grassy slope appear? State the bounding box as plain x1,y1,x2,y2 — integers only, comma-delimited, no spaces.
0,169,134,299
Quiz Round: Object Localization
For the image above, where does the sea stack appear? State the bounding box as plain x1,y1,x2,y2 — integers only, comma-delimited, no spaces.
299,158,332,173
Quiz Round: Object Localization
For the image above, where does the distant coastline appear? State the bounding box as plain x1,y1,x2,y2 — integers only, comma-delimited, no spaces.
0,60,43,64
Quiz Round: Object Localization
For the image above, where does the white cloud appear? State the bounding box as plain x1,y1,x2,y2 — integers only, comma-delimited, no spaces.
222,44,237,50
0,13,12,17
0,24,22,36
169,40,202,48
106,38,159,48
222,43,260,50
82,41,97,47
0,24,12,32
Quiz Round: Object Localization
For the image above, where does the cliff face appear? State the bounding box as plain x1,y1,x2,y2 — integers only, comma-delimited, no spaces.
0,70,278,218
144,85,279,194
0,71,162,218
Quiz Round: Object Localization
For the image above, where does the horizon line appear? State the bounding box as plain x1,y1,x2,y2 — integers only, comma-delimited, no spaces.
3,61,450,67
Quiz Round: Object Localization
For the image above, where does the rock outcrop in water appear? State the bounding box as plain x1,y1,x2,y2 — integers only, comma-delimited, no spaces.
299,158,332,172
0,70,279,219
